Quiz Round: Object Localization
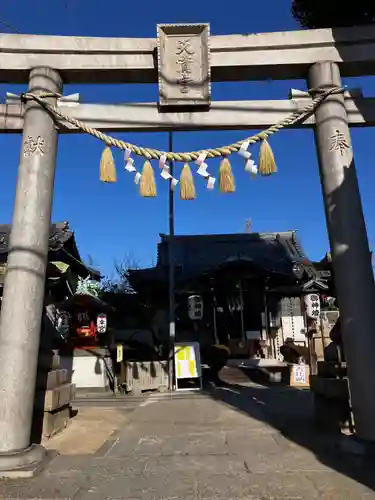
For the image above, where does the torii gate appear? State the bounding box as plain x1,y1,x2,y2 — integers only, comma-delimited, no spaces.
0,23,375,472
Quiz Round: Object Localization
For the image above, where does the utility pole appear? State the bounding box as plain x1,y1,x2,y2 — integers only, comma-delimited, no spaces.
168,132,175,390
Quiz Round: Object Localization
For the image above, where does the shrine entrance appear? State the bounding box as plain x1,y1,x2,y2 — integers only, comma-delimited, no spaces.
0,23,374,471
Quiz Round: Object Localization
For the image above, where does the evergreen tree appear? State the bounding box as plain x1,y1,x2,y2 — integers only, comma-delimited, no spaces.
292,0,375,29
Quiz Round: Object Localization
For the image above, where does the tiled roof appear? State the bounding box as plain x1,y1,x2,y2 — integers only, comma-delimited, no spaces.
0,221,73,254
156,231,313,279
0,221,100,281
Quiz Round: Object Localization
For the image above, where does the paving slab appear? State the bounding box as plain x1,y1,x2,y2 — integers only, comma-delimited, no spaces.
0,376,374,499
78,471,198,500
195,471,318,499
141,454,246,475
47,455,148,477
43,407,128,456
109,430,228,458
306,471,375,499
0,475,82,499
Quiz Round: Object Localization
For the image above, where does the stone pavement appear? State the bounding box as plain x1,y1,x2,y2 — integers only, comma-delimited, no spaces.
1,369,375,499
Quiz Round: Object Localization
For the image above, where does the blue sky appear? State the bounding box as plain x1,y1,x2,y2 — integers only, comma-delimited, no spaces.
1,0,374,278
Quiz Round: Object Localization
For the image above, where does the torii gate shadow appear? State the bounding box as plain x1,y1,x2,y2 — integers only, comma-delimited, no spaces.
202,152,375,491
205,370,375,493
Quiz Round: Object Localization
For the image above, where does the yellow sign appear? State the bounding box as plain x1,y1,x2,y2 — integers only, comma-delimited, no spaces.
116,344,123,363
174,343,201,380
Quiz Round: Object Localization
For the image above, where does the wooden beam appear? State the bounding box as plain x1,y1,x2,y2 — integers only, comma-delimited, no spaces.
0,96,373,133
1,25,375,83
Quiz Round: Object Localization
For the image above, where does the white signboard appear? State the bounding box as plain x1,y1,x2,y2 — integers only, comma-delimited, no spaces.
174,342,202,390
96,313,107,333
281,297,306,343
292,364,308,385
304,294,321,319
245,330,261,340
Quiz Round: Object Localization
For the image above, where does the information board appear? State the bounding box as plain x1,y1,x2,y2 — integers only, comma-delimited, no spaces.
291,363,310,387
174,342,202,391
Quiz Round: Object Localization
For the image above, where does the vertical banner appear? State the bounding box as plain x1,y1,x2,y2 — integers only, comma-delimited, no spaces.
116,344,123,363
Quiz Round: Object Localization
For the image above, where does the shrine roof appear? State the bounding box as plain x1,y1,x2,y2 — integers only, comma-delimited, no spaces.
128,231,316,290
0,221,72,254
157,231,312,277
0,221,100,280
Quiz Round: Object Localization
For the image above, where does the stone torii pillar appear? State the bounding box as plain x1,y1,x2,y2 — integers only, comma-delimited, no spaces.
0,67,61,473
308,61,375,443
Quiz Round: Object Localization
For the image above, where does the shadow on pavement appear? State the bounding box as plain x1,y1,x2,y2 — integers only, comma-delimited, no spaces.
204,367,375,493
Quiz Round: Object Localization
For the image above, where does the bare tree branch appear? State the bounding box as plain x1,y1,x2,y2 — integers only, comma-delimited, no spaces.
0,17,21,33
102,252,140,294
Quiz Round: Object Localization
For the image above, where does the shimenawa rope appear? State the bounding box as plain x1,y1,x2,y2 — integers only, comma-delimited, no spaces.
20,86,345,163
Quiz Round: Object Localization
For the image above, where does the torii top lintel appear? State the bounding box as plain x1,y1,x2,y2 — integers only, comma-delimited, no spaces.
1,24,375,84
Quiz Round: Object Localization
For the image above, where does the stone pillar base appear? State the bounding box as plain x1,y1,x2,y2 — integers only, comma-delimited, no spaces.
0,444,50,478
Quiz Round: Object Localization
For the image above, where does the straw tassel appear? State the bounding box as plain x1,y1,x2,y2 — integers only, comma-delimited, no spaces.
258,139,277,176
180,163,196,200
140,160,157,197
219,158,235,193
100,147,117,183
